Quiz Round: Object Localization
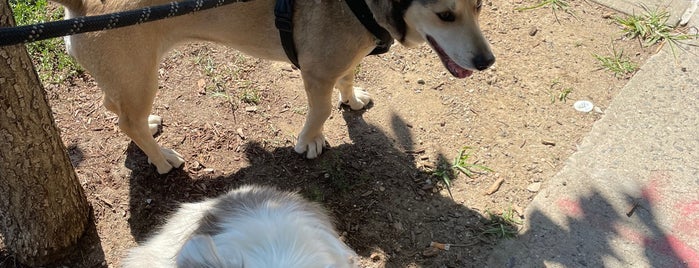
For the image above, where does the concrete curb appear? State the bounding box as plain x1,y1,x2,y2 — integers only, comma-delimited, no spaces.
588,0,694,26
487,1,699,267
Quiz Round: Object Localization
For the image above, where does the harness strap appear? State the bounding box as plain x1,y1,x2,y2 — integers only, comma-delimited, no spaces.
274,0,300,69
343,0,394,55
273,0,394,69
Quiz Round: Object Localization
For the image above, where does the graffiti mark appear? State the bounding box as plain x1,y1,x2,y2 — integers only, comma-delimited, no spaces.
556,198,584,218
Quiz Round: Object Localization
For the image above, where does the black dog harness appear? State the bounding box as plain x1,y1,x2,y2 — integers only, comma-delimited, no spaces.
274,0,394,69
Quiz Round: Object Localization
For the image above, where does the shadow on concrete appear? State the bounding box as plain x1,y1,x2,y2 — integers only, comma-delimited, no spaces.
491,187,693,267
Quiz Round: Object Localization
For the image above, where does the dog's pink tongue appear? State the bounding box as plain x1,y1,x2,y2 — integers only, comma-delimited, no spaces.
447,60,473,78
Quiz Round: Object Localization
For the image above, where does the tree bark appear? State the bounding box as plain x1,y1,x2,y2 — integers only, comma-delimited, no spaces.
0,1,90,266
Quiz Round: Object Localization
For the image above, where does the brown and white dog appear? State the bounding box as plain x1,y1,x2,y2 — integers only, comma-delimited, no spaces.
52,0,495,174
122,185,358,267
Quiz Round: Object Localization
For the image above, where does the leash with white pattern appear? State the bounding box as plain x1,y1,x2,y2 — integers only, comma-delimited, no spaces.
0,0,250,46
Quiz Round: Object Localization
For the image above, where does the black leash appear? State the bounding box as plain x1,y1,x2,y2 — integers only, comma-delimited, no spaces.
0,0,251,47
274,0,394,69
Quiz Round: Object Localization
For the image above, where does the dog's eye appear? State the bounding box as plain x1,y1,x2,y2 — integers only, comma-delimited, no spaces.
436,11,455,22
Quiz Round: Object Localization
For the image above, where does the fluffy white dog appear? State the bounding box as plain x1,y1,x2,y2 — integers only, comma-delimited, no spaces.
123,185,358,267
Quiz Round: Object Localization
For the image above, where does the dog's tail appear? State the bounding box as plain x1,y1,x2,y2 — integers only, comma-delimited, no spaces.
50,0,83,13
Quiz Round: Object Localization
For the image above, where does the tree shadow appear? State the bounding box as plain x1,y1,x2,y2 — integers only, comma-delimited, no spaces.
123,107,515,267
489,187,693,267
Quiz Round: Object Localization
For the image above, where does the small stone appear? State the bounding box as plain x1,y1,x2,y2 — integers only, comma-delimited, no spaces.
529,26,538,36
602,12,614,19
417,79,426,85
245,106,257,112
236,128,245,139
527,182,542,192
393,222,404,232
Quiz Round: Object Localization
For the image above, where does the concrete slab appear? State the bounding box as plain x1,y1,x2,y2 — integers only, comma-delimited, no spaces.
487,7,699,268
589,0,693,25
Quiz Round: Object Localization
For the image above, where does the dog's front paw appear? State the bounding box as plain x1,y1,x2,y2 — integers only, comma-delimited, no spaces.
339,87,372,110
294,133,326,159
148,147,185,174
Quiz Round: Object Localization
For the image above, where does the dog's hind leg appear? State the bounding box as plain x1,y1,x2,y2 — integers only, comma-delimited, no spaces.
294,73,335,159
101,71,184,174
336,69,371,110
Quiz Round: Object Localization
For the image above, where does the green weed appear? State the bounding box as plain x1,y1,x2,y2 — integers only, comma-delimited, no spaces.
593,45,638,78
481,207,521,239
547,79,573,103
434,147,492,199
10,0,82,84
239,87,261,105
614,5,698,56
516,0,575,23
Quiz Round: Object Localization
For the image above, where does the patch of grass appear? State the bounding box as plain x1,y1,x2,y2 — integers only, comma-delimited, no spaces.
10,0,82,84
239,87,261,105
481,207,521,239
516,0,575,23
193,51,260,109
195,55,217,77
593,45,638,78
209,90,233,101
434,147,492,199
614,5,698,55
547,79,573,103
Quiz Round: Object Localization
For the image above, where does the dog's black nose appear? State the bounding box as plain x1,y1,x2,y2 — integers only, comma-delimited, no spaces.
473,54,495,71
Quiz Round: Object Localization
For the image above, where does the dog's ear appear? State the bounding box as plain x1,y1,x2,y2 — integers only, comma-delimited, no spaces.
365,0,412,42
177,235,242,268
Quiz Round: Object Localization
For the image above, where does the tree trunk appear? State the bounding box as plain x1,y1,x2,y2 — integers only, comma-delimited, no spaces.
0,1,90,266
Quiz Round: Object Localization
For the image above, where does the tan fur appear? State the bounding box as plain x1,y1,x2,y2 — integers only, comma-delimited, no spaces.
53,0,493,174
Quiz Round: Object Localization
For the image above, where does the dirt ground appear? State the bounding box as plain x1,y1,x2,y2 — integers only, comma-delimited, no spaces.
1,0,658,267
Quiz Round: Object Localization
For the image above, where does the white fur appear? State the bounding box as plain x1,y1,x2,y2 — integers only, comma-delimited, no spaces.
123,185,357,268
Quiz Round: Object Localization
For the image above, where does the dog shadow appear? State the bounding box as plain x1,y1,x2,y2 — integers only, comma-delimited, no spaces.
123,108,507,267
